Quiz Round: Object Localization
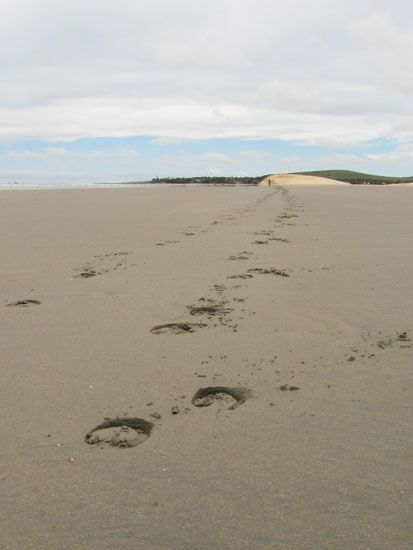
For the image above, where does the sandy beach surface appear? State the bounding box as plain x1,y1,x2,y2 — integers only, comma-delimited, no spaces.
259,174,349,186
1,184,412,549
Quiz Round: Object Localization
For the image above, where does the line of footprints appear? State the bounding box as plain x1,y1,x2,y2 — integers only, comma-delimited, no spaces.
85,386,252,449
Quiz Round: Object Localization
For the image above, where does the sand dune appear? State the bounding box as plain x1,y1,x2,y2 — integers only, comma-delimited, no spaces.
259,173,348,186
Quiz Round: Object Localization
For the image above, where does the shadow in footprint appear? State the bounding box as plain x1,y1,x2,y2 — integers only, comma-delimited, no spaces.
151,322,207,334
227,273,253,280
6,299,41,307
187,301,233,319
248,268,289,277
228,254,251,260
192,386,251,410
85,417,153,449
156,240,180,246
74,269,97,278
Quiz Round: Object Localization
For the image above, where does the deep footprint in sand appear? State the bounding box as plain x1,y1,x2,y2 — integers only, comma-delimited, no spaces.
150,322,207,334
85,417,153,449
248,267,290,277
6,299,41,307
187,301,233,318
192,386,251,410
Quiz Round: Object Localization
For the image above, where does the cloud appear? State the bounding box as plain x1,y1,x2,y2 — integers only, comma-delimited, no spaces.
156,151,233,171
150,137,183,146
119,149,140,158
2,97,407,148
367,143,413,166
198,152,232,163
8,147,76,159
279,145,413,174
0,0,411,149
8,146,139,161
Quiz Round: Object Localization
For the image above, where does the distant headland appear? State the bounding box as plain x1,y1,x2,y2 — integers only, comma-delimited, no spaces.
123,170,413,186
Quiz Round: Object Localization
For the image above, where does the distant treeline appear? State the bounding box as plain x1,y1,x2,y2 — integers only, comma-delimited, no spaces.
151,176,266,185
295,170,413,185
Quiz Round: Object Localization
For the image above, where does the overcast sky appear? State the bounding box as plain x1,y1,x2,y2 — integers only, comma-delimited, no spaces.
1,0,412,182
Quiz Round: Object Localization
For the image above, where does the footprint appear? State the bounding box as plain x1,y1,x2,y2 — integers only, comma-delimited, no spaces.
74,268,97,278
227,273,253,280
74,251,130,279
150,322,207,334
192,386,251,410
228,254,251,260
156,240,180,246
396,331,411,344
6,299,41,307
187,302,232,317
211,283,226,295
377,331,411,349
248,268,289,277
85,417,153,449
363,330,412,350
228,251,253,261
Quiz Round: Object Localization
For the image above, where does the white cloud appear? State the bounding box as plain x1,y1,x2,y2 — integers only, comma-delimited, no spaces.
2,97,406,147
198,152,232,163
157,151,232,169
367,143,413,166
8,147,77,159
279,146,413,174
150,137,183,146
0,0,412,146
120,149,140,159
8,147,139,161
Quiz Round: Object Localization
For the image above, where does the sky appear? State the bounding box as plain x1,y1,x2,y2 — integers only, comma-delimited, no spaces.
0,0,412,183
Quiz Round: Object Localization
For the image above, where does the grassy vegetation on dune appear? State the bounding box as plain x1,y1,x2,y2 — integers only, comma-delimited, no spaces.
294,170,413,185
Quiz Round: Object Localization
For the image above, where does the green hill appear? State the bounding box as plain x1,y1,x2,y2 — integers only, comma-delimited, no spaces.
294,170,413,185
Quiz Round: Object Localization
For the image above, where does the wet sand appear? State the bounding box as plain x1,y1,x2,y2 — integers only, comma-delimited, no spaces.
0,184,412,549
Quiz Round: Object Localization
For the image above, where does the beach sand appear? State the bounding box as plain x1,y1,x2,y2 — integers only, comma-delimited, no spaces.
0,184,412,549
259,174,348,186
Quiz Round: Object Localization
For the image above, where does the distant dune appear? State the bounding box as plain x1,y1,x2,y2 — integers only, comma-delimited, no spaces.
259,170,413,186
294,170,413,185
259,174,348,186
